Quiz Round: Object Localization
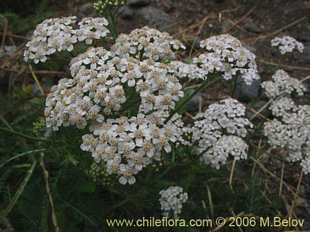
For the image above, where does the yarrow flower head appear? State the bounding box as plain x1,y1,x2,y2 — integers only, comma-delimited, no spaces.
261,69,306,98
159,186,188,217
203,135,249,167
24,16,110,64
42,26,266,185
262,70,309,174
192,98,253,169
271,36,304,54
45,47,116,130
268,97,298,121
168,61,208,80
76,17,109,45
45,42,187,184
81,113,180,185
111,27,185,62
193,34,260,85
167,114,191,146
264,106,310,174
45,47,184,131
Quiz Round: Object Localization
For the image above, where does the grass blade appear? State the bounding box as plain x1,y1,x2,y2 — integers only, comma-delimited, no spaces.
0,160,37,217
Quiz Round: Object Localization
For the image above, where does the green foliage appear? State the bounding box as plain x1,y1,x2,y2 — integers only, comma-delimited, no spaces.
0,0,55,34
0,0,41,16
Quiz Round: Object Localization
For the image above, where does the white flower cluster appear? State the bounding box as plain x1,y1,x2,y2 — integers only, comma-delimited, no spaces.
45,48,114,130
268,97,297,120
81,113,178,185
159,186,188,217
45,78,93,130
111,27,185,61
204,135,249,167
24,16,109,64
45,43,188,184
193,34,260,84
76,17,110,45
168,114,191,146
42,26,266,185
262,70,309,174
45,47,184,131
169,61,207,80
261,69,306,98
271,36,304,54
135,61,184,114
192,98,253,169
264,105,310,174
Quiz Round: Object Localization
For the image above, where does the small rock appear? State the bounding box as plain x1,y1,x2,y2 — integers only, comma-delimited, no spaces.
119,5,135,19
186,93,203,113
135,6,172,30
234,77,261,101
302,45,310,60
0,46,17,58
79,3,97,17
127,0,150,7
5,46,17,54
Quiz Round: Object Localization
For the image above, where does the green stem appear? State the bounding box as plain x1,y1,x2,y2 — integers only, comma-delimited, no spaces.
0,127,48,142
0,115,13,130
40,152,60,232
0,149,46,169
165,76,220,123
231,77,238,97
106,8,118,40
